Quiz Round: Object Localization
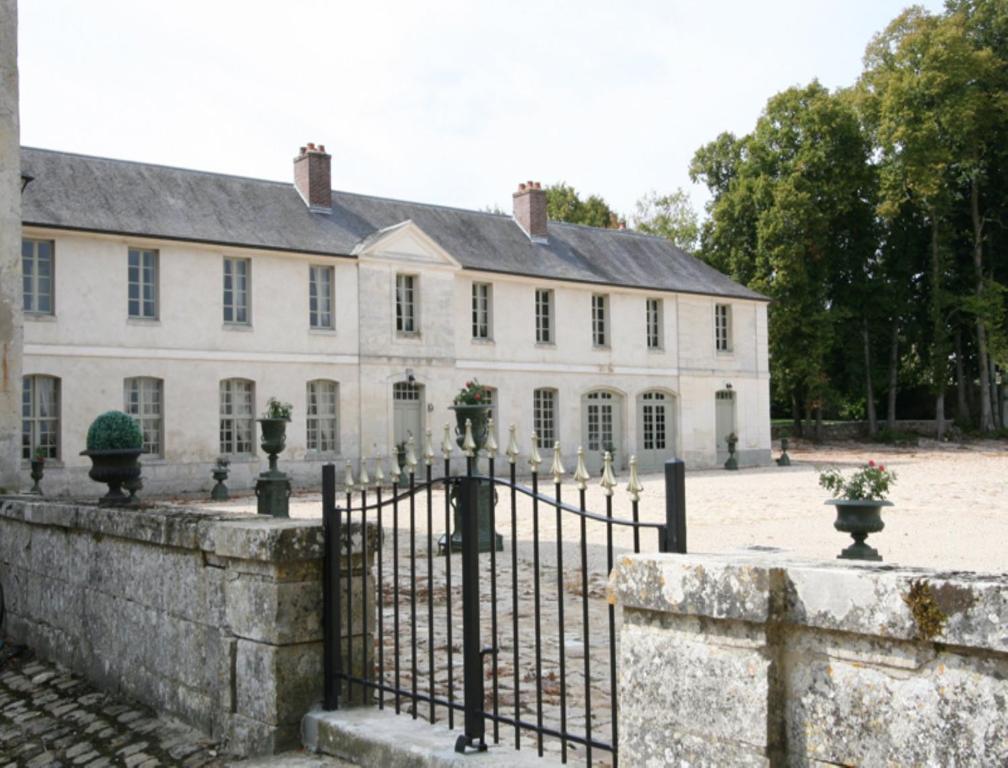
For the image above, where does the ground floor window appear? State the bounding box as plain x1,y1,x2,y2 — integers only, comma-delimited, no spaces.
586,390,614,451
22,375,59,460
641,391,667,451
124,377,164,456
220,378,255,455
307,379,339,453
533,388,557,448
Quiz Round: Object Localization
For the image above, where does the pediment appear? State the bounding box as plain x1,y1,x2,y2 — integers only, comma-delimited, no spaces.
352,220,460,268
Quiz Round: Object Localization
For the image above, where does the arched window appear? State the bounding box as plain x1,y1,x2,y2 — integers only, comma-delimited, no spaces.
220,378,255,455
307,379,340,454
533,388,558,448
22,375,60,460
124,377,164,457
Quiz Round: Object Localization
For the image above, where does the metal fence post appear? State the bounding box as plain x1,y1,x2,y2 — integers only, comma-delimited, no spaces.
662,459,687,554
455,474,487,753
322,463,342,709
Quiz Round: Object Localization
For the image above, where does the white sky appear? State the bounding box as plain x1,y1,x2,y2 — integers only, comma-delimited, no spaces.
17,0,945,218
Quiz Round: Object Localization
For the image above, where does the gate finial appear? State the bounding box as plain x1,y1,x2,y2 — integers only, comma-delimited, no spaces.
574,446,591,490
344,459,355,491
626,454,644,502
374,453,386,485
484,417,498,456
528,432,542,472
600,451,616,496
441,423,453,460
506,424,520,464
462,418,477,457
405,434,418,471
550,441,566,483
358,455,371,488
423,429,435,466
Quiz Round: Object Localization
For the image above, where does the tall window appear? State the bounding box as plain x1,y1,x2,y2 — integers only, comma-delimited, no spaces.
22,375,59,460
535,288,553,344
396,274,417,334
124,377,164,457
641,391,667,451
22,239,54,315
223,257,250,324
472,282,492,340
533,388,557,448
307,379,339,453
646,298,662,350
715,304,732,352
310,265,335,329
586,391,614,452
219,379,255,455
592,294,608,347
128,247,158,319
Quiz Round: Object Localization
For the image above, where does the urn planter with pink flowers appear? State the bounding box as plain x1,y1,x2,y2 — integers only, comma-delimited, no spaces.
819,459,897,562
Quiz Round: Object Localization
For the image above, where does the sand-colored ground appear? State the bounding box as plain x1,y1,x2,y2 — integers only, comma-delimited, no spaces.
193,438,1007,575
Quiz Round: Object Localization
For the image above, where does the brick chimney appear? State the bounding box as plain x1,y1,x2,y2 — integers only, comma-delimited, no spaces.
512,181,547,242
293,143,332,213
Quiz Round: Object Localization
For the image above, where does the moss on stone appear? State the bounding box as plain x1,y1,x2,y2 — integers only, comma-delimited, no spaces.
903,579,947,642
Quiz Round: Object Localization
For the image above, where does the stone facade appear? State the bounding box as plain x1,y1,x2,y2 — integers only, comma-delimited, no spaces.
609,552,1008,766
0,496,375,757
0,0,22,491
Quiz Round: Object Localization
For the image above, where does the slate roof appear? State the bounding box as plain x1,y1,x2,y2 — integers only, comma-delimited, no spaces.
20,147,765,301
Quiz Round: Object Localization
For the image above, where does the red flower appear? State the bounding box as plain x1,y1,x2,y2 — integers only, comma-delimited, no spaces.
879,464,886,471
868,459,875,467
474,393,481,401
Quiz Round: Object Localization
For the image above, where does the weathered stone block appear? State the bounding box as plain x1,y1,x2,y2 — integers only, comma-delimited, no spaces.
234,639,323,725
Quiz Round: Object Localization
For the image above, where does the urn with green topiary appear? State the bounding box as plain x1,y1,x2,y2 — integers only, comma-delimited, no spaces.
256,397,293,518
81,411,144,507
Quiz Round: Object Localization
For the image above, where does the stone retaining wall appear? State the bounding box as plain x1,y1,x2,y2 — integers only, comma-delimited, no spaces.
0,496,373,757
609,552,1008,766
771,418,950,441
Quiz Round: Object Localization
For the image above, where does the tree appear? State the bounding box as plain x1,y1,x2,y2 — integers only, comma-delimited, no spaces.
631,189,700,252
544,182,619,228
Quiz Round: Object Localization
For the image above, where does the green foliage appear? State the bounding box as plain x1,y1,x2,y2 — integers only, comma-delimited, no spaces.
819,460,897,501
631,189,699,252
263,397,293,420
544,183,619,228
453,379,491,406
871,428,919,446
86,411,143,451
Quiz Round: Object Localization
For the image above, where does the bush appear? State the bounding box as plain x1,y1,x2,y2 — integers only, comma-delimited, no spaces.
819,460,896,501
86,411,143,451
871,428,918,446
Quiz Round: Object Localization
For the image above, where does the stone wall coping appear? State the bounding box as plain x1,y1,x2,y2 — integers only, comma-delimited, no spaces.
0,496,372,564
609,551,1008,654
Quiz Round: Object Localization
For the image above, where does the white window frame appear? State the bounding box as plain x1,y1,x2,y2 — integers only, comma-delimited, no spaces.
306,379,340,454
223,256,251,325
309,265,335,330
535,288,554,344
396,273,418,335
715,303,733,353
128,247,159,320
219,378,256,456
533,388,557,448
124,377,164,457
22,375,60,460
592,293,609,348
646,298,663,350
22,239,55,316
471,282,492,340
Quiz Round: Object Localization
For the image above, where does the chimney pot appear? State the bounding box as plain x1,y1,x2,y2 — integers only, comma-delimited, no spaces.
294,141,332,212
513,179,548,241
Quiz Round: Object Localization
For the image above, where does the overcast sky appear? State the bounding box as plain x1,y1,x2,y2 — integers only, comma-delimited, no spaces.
18,0,944,218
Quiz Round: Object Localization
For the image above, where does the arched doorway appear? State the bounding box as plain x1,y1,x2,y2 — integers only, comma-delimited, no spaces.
393,380,424,451
581,390,624,474
715,389,737,463
636,390,677,473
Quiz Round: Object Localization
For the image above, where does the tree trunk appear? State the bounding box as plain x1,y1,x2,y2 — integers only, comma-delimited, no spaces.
931,216,947,442
814,403,823,443
791,393,803,438
990,357,1002,430
954,326,970,424
862,320,877,436
887,325,899,432
971,177,994,432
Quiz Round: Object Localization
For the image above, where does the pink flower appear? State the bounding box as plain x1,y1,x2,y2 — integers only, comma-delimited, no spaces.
879,464,886,472
868,459,875,467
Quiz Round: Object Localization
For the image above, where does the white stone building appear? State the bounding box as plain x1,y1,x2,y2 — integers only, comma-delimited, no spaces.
18,144,769,494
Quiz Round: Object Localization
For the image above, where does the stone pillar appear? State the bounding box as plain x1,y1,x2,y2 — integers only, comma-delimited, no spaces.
0,0,22,492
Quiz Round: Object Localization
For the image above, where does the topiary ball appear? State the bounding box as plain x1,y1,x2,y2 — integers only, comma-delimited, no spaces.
86,411,143,451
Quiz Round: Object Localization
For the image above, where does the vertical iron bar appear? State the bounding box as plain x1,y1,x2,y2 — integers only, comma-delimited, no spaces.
427,463,435,724
632,498,640,554
488,455,499,744
444,457,455,730
345,483,354,705
606,494,618,767
663,458,687,554
579,486,592,766
393,478,401,714
555,480,568,763
459,472,487,751
410,468,418,718
376,483,384,710
532,470,544,757
322,464,341,709
361,486,369,701
510,460,520,750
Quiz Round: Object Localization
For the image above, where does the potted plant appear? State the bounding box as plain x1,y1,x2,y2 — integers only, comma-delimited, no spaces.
81,411,143,506
29,446,46,495
724,432,739,470
256,397,293,517
211,456,230,501
258,397,293,456
819,459,897,561
394,441,407,471
450,380,492,450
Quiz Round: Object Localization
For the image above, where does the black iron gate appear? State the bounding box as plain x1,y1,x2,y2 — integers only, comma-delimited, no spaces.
321,438,686,766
